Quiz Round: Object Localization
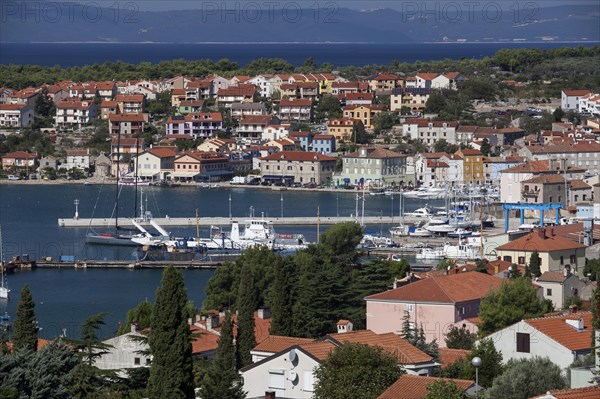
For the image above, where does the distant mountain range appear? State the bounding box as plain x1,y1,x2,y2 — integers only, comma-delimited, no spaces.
1,2,598,43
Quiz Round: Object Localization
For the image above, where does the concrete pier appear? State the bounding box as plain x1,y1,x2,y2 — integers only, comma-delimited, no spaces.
58,216,417,228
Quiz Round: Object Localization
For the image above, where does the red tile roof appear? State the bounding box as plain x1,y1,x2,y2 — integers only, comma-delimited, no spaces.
116,94,145,102
109,113,146,122
146,147,177,158
457,148,482,156
525,312,593,352
496,228,587,252
217,85,256,96
298,341,337,361
279,98,312,107
327,330,433,365
101,101,117,108
562,90,591,97
66,149,88,156
530,385,600,399
501,160,554,174
0,104,29,110
521,174,565,184
239,115,273,125
366,271,503,304
439,348,470,368
260,151,336,162
2,151,38,159
538,271,571,283
378,375,474,399
416,73,439,81
345,147,405,159
253,335,313,353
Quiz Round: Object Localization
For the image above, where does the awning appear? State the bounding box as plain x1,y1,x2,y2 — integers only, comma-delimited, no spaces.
343,178,350,182
172,171,201,178
262,175,282,180
198,170,233,177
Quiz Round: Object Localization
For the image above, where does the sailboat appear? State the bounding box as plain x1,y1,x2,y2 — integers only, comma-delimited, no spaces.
86,135,146,246
0,225,10,300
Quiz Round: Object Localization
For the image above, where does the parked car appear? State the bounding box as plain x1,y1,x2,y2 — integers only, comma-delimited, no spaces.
7,175,20,180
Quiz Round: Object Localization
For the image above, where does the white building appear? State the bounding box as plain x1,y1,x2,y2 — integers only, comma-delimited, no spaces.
402,119,459,146
65,149,90,170
55,99,98,128
262,125,291,142
536,270,587,310
561,90,591,111
94,326,151,374
486,312,593,371
0,104,34,127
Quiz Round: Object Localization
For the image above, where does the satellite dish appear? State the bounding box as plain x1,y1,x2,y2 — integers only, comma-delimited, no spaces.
289,370,298,384
288,349,297,363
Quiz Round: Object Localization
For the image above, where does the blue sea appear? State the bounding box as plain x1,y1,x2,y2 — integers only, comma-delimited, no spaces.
0,42,596,67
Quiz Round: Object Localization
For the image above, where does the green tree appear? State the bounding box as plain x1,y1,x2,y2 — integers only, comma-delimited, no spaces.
425,92,448,113
400,310,414,342
313,343,403,399
553,107,565,122
583,258,600,281
12,284,38,352
352,123,372,144
372,112,397,135
445,325,477,350
269,257,296,336
236,266,257,369
200,311,245,399
478,277,550,335
484,357,567,399
480,138,491,156
69,312,116,398
147,266,195,399
315,95,342,122
424,380,468,399
118,300,153,335
528,251,541,277
461,339,503,388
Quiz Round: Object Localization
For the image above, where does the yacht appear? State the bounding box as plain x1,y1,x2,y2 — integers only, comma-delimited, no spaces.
409,227,433,237
389,224,410,237
404,207,433,218
447,228,473,238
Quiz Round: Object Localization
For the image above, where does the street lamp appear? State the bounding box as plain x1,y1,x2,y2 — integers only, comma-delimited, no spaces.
280,194,284,219
228,194,232,219
472,356,482,398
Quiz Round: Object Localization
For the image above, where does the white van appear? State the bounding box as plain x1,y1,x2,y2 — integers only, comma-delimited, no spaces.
7,175,20,180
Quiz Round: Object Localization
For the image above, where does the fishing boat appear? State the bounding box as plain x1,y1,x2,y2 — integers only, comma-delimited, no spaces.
404,207,433,218
0,226,9,300
230,218,309,251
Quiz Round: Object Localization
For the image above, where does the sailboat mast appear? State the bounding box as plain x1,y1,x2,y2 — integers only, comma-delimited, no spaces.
115,130,121,231
134,137,140,219
317,206,320,243
196,208,200,244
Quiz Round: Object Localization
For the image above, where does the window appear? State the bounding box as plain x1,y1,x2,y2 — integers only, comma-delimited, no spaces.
503,256,512,263
570,255,576,264
303,370,315,392
518,256,525,264
268,369,285,390
145,358,151,365
134,357,141,365
516,332,530,353
560,256,564,265
547,288,552,296
407,304,414,313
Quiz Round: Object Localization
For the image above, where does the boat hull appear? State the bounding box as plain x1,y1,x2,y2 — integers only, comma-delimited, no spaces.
86,234,141,246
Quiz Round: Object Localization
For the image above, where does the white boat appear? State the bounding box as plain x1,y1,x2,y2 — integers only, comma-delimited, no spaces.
416,247,446,260
447,228,473,238
426,224,457,233
118,176,152,186
403,187,448,199
389,225,410,237
404,207,433,218
409,227,432,237
230,218,309,251
0,226,9,300
416,241,481,261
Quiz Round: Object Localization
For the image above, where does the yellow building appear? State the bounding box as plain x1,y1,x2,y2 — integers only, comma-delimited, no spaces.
342,104,386,129
327,118,363,143
367,73,403,92
495,228,587,274
455,148,484,185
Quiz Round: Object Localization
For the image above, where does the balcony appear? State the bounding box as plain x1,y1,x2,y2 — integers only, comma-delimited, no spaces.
521,189,539,198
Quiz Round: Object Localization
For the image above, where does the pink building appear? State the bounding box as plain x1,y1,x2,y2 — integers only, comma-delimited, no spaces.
365,271,503,347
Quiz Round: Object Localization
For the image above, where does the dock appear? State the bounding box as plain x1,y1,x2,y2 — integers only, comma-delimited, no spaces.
35,259,224,269
58,216,416,228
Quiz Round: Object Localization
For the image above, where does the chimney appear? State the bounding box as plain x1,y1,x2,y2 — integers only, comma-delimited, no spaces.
258,307,271,320
336,320,353,334
565,317,584,331
537,227,546,239
265,391,276,399
550,226,555,237
569,304,578,314
131,322,139,333
564,265,571,278
206,313,220,331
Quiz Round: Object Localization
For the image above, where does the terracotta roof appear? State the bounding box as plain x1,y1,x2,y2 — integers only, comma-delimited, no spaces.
260,151,336,162
66,149,88,156
443,72,462,79
100,101,117,107
239,115,273,125
537,271,571,283
328,117,361,127
217,85,256,96
421,152,449,159
501,160,554,174
116,94,144,102
179,100,205,107
521,174,565,184
345,148,406,159
313,134,334,140
7,338,50,353
378,375,474,399
457,148,482,156
290,131,312,137
562,90,591,96
0,104,29,110
525,312,593,352
340,92,374,101
427,160,449,168
570,179,591,189
109,113,146,122
530,385,600,399
343,104,386,111
146,147,177,158
365,271,503,304
326,330,433,365
371,73,401,81
298,341,337,361
253,335,313,353
2,151,37,159
496,228,587,252
279,98,312,107
416,73,439,81
439,348,470,368
189,325,220,354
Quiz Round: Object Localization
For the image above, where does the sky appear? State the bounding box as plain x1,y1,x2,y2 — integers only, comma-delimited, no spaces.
88,0,599,12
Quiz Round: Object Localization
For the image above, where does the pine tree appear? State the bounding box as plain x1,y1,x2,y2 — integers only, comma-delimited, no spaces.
269,257,295,336
201,311,245,399
147,266,194,399
12,284,38,352
529,251,542,277
400,311,414,342
236,266,257,369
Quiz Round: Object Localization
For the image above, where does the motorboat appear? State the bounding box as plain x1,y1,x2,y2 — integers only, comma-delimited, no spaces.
389,225,410,237
409,227,432,237
403,187,448,199
416,241,481,261
416,247,445,260
230,218,309,251
447,228,473,238
404,207,433,218
118,176,152,186
426,224,457,234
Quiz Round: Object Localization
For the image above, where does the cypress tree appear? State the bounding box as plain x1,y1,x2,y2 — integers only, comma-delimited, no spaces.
269,257,295,336
147,266,194,399
12,284,38,352
529,251,541,277
236,266,257,369
201,311,245,399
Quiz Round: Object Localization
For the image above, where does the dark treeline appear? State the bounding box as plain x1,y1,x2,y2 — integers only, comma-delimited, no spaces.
1,46,599,90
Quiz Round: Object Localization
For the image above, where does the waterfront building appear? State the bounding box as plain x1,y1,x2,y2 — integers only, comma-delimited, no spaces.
1,151,38,170
172,151,232,182
133,146,177,181
338,147,408,187
65,149,90,171
259,151,336,185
